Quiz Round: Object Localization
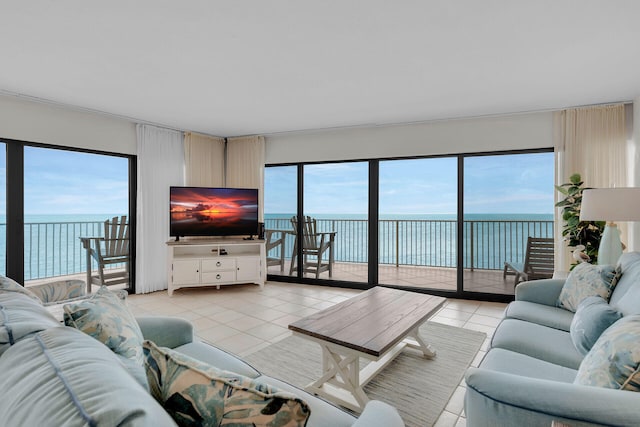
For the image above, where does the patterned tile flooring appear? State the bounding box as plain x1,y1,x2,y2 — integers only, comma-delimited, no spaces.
128,282,506,427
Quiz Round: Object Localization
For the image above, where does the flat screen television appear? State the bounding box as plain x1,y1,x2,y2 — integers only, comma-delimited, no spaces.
170,186,259,239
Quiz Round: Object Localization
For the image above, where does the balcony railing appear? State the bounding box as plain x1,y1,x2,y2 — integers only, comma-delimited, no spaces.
265,217,553,271
0,217,553,282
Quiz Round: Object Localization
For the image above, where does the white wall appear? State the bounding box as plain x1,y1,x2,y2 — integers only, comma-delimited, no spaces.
0,94,136,154
265,111,553,164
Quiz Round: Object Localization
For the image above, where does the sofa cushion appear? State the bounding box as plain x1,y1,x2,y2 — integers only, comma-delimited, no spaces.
505,301,574,331
63,285,144,365
27,279,85,304
0,327,176,427
143,340,311,427
575,315,640,391
0,275,42,303
257,376,357,427
610,252,640,315
0,291,61,356
479,348,577,383
491,318,583,369
174,341,261,379
570,296,622,356
556,263,618,312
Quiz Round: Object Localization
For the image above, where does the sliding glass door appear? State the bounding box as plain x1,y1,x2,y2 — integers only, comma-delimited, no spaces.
265,149,554,300
379,157,458,291
23,146,130,288
462,152,554,295
264,165,297,277
303,162,368,282
0,143,5,276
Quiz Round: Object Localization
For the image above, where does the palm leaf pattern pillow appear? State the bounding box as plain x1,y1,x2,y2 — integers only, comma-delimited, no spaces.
63,285,143,364
143,340,310,427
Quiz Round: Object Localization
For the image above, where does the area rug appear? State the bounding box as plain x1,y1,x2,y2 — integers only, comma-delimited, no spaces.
245,321,485,427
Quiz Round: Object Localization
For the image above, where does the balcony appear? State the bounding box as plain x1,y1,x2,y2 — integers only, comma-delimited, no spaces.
265,217,554,295
4,217,553,296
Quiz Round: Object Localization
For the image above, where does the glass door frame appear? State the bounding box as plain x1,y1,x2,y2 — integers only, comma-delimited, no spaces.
3,138,137,293
267,147,554,303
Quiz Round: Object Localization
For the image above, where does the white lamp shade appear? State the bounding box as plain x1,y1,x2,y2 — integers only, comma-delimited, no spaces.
580,188,640,222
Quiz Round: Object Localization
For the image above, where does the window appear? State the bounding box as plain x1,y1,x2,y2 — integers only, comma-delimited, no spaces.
265,148,554,301
2,140,135,291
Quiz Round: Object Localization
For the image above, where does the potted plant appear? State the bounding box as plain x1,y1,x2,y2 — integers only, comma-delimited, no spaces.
555,173,605,265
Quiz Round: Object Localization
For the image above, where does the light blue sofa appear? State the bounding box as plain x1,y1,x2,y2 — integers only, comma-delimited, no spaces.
0,278,404,427
465,252,640,427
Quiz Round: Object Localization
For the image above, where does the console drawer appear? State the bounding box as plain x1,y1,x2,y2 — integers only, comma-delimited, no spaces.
201,258,236,271
201,270,236,283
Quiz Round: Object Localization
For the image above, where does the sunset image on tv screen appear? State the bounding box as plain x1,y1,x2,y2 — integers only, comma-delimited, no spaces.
170,187,258,236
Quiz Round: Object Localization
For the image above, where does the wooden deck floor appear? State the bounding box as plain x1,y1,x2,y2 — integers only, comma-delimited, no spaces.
25,262,516,296
268,261,516,295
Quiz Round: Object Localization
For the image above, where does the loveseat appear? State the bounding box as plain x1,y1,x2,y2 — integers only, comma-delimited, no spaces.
0,277,404,427
465,252,640,427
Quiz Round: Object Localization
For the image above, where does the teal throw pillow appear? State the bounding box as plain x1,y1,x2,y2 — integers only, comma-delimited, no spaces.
575,315,640,391
570,296,622,356
557,262,619,312
63,285,144,365
143,340,311,427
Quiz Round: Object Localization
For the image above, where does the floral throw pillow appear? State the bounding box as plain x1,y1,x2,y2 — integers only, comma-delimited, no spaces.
557,262,619,312
143,340,311,427
63,286,144,365
574,315,640,391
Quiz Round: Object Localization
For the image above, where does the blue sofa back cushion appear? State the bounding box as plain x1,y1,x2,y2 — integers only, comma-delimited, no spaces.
556,263,619,312
570,296,622,356
575,315,640,391
0,290,61,356
0,327,176,427
609,252,640,316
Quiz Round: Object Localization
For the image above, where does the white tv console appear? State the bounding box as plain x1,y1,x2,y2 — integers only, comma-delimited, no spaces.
166,239,266,296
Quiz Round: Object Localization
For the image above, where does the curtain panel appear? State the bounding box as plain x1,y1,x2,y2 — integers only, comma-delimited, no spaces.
226,135,266,221
136,124,184,293
184,132,225,187
553,103,627,270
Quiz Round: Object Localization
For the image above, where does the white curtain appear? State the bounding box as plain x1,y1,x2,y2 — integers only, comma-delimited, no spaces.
136,124,184,293
184,132,225,187
226,135,266,221
553,103,627,271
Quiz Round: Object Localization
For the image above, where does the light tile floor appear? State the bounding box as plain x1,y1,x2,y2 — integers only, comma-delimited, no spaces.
127,282,506,427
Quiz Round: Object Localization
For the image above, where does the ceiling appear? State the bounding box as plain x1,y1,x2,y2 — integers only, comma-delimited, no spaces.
1,1,639,137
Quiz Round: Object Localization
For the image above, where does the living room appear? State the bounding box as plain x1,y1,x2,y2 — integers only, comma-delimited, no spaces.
1,2,640,427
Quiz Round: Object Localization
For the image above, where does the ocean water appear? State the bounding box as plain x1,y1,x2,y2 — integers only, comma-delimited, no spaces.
265,213,554,270
0,214,126,280
1,213,553,280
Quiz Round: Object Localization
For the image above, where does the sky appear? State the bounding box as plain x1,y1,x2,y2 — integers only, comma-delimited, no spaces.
0,145,554,217
265,152,555,216
0,145,129,215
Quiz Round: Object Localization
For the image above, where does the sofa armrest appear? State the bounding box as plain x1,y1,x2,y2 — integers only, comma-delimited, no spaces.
515,279,565,306
136,316,194,349
29,279,86,304
351,401,404,427
465,368,640,426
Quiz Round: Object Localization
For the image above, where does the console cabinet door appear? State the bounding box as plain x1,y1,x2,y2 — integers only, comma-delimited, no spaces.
172,259,200,284
236,256,261,282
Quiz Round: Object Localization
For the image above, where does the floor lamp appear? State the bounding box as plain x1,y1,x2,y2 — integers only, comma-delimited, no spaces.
579,188,640,265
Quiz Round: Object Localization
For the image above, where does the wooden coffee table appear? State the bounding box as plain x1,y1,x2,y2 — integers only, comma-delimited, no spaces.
288,286,446,412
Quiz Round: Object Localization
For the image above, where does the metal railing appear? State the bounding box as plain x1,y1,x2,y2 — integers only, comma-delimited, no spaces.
0,221,108,280
265,217,553,271
0,217,553,281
